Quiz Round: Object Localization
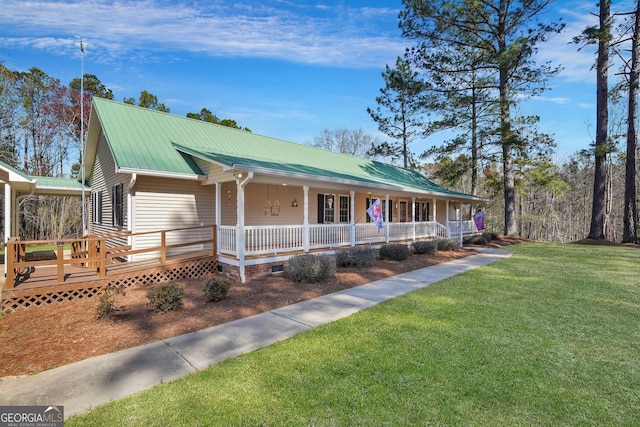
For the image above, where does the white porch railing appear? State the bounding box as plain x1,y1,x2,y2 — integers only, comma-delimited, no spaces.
354,223,386,244
447,220,479,238
309,224,352,250
245,225,304,255
219,221,463,257
417,221,448,239
219,225,236,255
389,222,415,241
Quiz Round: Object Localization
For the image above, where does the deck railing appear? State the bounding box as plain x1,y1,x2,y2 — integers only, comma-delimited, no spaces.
4,224,216,289
218,220,459,257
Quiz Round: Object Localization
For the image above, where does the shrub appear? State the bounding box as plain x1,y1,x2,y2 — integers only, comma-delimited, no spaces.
147,283,184,313
202,277,231,302
411,240,438,255
379,243,410,261
335,247,374,268
463,234,489,245
96,285,125,319
287,254,336,283
436,238,460,251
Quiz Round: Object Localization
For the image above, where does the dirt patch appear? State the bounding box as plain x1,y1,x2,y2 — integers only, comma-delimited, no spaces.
0,239,517,378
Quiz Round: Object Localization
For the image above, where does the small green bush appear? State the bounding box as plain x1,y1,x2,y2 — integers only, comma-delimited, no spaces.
335,247,374,268
436,238,460,251
379,243,410,261
96,285,125,319
464,234,489,245
287,254,336,283
411,240,438,255
147,283,184,313
202,277,231,302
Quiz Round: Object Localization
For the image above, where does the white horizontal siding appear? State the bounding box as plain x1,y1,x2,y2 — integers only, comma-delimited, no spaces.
132,176,215,260
88,132,128,249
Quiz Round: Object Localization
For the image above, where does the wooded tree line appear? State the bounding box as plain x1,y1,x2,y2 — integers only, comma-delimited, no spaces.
365,0,640,243
2,1,638,244
0,64,248,240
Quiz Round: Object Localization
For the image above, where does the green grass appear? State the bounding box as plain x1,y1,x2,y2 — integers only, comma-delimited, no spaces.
0,243,72,256
68,243,640,426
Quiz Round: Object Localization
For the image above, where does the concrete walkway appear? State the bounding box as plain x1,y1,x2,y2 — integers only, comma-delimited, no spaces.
0,247,510,417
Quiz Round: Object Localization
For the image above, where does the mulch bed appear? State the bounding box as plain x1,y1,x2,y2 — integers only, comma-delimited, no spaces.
0,237,524,378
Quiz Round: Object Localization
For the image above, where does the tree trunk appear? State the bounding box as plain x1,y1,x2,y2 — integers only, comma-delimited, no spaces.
623,1,640,243
588,0,610,240
471,81,479,196
500,58,517,234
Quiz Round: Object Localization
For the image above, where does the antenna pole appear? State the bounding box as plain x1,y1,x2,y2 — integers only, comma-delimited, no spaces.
80,38,86,236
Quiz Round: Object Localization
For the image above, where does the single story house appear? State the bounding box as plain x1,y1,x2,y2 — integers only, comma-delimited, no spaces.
81,98,484,283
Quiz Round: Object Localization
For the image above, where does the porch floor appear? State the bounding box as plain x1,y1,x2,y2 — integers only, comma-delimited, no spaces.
1,249,214,291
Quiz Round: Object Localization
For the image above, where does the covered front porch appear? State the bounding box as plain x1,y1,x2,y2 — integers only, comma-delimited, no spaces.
216,177,482,282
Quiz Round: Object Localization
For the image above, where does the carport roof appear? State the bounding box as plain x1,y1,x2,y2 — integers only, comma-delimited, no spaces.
0,161,88,196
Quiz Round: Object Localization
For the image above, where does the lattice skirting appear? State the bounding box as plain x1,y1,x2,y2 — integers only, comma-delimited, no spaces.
1,257,217,312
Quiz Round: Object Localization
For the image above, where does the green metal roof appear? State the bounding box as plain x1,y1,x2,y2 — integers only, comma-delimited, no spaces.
0,159,33,181
90,97,480,200
0,160,88,195
35,176,88,193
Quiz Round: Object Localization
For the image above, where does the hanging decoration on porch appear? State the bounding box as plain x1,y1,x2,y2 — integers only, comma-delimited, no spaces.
271,199,280,216
366,198,385,232
263,185,280,216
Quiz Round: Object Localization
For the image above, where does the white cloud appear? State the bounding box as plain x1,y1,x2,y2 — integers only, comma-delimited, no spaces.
0,0,405,68
534,1,598,85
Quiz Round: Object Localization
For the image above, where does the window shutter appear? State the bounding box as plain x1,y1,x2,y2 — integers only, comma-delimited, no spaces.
365,198,371,222
317,194,324,223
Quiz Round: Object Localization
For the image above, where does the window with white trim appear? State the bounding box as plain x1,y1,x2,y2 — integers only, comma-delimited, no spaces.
338,195,350,223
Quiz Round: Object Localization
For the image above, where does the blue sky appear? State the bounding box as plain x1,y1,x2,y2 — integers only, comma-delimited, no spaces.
0,0,614,162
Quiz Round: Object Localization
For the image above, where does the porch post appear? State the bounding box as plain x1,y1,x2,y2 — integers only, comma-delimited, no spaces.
432,198,436,222
215,182,221,255
350,190,355,247
235,172,253,284
445,200,450,237
411,196,416,241
303,185,309,252
385,194,390,242
459,203,464,247
4,182,11,276
235,181,244,262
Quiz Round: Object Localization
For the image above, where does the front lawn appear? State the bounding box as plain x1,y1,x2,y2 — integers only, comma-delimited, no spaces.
68,242,640,426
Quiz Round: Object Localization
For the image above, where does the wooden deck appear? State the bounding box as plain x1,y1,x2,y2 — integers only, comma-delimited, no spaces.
2,249,214,291
1,250,217,312
1,225,218,311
